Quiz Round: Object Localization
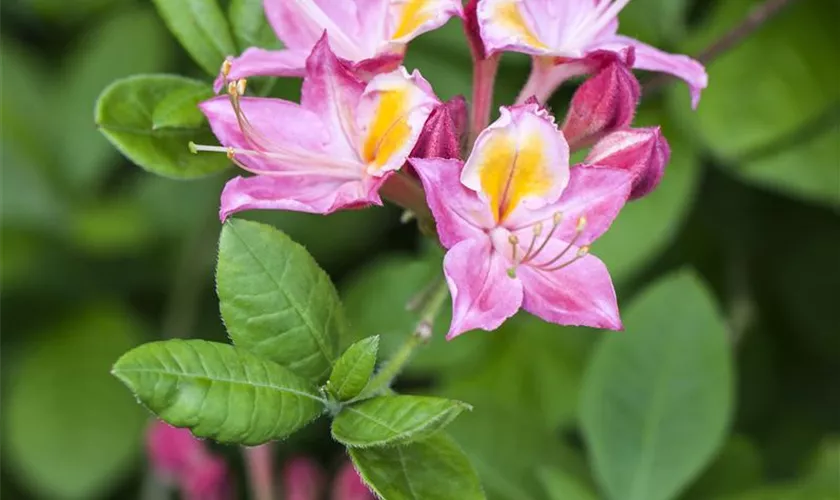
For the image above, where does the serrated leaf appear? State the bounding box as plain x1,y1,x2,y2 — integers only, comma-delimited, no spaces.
217,219,344,381
228,0,281,51
349,433,485,500
151,0,236,75
112,339,323,446
580,271,733,500
332,395,470,447
95,74,231,179
328,336,379,401
3,307,147,500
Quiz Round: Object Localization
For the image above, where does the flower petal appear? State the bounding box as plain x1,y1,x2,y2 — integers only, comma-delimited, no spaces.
409,158,493,247
476,0,552,55
357,67,439,174
212,48,308,93
409,96,466,160
199,95,332,174
590,35,708,108
518,244,622,330
506,165,632,246
461,103,569,223
264,0,363,60
301,35,367,159
388,0,464,43
444,237,524,339
219,173,386,221
282,457,324,500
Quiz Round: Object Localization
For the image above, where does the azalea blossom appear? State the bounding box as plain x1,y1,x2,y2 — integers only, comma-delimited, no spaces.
215,0,463,91
194,36,440,221
282,456,373,500
475,0,708,107
410,103,633,338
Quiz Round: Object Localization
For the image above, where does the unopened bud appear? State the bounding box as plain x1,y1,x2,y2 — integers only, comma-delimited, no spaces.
586,127,671,200
409,96,466,161
562,50,640,152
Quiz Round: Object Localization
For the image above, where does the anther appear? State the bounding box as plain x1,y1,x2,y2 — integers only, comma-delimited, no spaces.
221,59,232,77
508,234,520,263
577,245,590,257
553,212,564,226
576,215,587,232
188,141,198,154
227,81,238,96
236,78,247,96
506,268,517,279
226,147,235,159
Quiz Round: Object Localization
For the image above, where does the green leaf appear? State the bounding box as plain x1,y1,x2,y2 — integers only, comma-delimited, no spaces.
328,336,379,401
332,395,470,447
3,306,147,500
228,0,281,51
341,251,487,375
217,219,344,381
112,339,323,445
594,108,700,284
580,271,733,500
61,6,171,191
540,468,599,500
349,432,486,500
151,0,236,75
684,435,763,500
152,84,215,130
669,0,840,206
618,0,689,46
95,74,231,179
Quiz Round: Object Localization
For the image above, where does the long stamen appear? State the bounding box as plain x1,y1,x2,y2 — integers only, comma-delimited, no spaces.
522,212,564,264
535,216,587,269
508,234,519,263
542,245,590,272
188,143,362,179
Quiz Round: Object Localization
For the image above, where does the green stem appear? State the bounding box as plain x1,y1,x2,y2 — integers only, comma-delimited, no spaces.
364,278,449,395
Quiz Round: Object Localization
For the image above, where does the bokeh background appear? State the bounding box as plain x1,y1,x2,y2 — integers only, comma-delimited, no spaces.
1,0,838,498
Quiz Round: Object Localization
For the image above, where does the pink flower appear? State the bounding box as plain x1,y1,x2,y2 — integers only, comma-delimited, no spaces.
411,103,632,339
195,36,440,221
474,0,707,107
332,461,374,500
281,457,373,500
561,50,640,151
215,0,463,92
586,126,670,199
146,421,231,500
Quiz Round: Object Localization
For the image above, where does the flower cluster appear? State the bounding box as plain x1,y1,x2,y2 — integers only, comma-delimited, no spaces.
193,0,706,339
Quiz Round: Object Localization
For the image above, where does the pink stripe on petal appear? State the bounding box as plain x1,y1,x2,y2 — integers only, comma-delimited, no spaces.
219,174,385,221
443,237,524,339
518,247,622,330
409,157,492,248
506,165,632,246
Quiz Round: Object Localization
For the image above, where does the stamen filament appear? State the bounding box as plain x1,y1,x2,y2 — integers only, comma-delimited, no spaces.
188,142,363,179
508,234,519,263
534,216,587,269
542,245,590,272
522,212,563,265
520,222,543,262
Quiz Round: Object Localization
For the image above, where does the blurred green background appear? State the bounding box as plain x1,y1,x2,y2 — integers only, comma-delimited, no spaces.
1,0,838,499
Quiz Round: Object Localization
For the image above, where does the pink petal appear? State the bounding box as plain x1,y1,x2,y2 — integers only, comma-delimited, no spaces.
331,462,374,500
444,237,524,339
506,165,632,246
461,102,569,223
409,157,493,248
387,0,464,43
147,422,205,477
518,243,622,330
351,53,404,81
183,456,231,500
282,457,324,500
590,35,708,108
219,173,386,221
355,67,440,175
300,35,367,158
476,0,553,56
212,48,308,93
586,127,670,199
198,95,332,174
264,0,363,60
562,50,640,151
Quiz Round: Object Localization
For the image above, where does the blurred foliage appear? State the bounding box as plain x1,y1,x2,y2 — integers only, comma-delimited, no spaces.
1,0,838,499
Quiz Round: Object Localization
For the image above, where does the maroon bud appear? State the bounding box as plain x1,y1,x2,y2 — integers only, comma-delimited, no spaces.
410,96,466,160
586,127,670,199
562,50,641,151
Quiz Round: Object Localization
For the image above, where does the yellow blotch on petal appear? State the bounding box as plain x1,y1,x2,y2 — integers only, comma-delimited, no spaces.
478,131,552,222
495,1,547,49
362,89,412,169
392,0,432,40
